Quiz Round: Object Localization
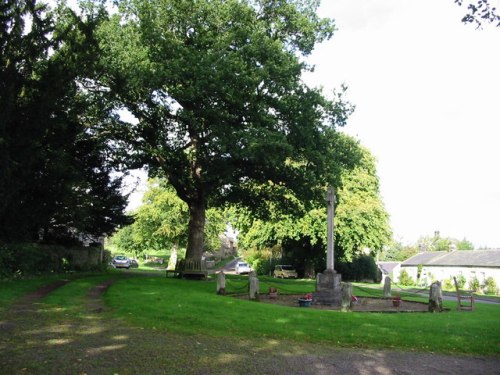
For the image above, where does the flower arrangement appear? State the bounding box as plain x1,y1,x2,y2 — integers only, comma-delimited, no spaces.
392,294,401,307
301,293,313,301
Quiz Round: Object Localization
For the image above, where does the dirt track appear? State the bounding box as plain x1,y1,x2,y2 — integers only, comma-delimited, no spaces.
0,279,499,375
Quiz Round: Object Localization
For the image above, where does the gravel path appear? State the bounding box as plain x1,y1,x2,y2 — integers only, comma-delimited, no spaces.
0,279,499,375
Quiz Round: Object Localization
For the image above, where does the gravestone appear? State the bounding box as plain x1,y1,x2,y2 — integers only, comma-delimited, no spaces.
383,276,392,298
248,271,259,301
428,281,443,312
341,283,352,312
216,270,226,295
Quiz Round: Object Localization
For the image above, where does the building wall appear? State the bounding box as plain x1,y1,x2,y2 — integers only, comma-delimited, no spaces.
401,265,500,290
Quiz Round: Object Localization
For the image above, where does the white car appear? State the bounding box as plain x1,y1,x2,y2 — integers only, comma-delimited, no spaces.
235,261,251,275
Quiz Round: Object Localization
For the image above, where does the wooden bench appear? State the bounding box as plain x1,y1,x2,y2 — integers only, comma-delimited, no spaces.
453,276,474,311
166,259,207,280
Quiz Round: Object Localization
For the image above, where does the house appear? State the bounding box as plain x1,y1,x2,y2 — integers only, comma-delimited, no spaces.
377,262,401,284
398,249,500,289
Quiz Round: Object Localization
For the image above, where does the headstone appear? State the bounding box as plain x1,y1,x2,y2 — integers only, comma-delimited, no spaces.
248,271,259,301
167,247,178,270
216,270,226,295
428,281,443,312
341,283,352,312
383,276,392,298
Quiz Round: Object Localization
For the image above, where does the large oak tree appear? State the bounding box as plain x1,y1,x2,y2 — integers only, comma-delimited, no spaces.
92,0,351,261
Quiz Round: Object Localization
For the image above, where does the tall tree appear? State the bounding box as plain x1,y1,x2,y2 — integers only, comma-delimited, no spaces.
92,0,350,261
0,0,129,243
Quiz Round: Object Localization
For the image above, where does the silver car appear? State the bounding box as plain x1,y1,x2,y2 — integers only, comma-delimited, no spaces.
112,255,130,269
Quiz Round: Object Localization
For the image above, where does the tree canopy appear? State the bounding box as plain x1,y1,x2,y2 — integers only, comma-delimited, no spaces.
111,178,227,256
88,0,352,261
234,137,392,273
0,0,130,244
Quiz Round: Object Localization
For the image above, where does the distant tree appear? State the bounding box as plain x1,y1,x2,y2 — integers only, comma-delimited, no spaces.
334,146,392,261
455,0,500,28
456,238,474,250
111,179,226,255
235,140,391,271
380,240,419,262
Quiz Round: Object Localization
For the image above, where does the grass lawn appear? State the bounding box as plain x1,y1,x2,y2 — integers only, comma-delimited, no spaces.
2,272,499,357
102,275,500,356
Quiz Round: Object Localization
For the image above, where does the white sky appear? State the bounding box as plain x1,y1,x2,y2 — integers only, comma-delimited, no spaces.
303,0,500,248
125,0,500,248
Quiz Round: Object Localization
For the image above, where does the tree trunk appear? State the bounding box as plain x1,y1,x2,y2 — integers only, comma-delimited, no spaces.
185,199,206,261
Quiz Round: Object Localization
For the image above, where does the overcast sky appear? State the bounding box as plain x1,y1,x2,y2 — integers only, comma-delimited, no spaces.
302,0,500,248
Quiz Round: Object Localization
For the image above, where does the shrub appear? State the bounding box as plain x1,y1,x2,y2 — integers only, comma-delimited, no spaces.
337,255,378,282
455,274,466,289
442,278,454,291
468,276,481,292
483,277,497,295
398,269,415,286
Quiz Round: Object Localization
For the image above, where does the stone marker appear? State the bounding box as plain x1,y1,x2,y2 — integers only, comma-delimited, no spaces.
429,281,443,312
216,270,226,295
341,283,352,312
248,271,259,301
383,276,392,298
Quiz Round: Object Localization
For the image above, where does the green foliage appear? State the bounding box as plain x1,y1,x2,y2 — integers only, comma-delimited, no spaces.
468,276,481,292
0,0,129,243
336,255,378,282
235,139,391,274
90,0,350,261
398,269,415,286
455,274,467,289
379,240,419,261
334,146,392,261
111,179,226,255
484,277,497,295
457,238,474,250
0,242,106,278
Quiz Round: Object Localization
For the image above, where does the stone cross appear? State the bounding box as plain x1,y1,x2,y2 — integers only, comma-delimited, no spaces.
326,187,336,271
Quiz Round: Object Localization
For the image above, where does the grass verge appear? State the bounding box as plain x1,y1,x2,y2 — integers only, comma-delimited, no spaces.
104,276,500,356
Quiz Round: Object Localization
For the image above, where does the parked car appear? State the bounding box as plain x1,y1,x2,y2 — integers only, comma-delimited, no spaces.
235,261,251,275
128,258,139,268
273,265,298,279
112,255,130,269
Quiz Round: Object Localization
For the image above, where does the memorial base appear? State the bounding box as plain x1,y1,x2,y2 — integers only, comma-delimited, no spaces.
313,269,342,306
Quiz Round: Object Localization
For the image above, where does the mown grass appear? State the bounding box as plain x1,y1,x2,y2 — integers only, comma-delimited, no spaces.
103,275,500,356
3,273,499,357
0,274,67,314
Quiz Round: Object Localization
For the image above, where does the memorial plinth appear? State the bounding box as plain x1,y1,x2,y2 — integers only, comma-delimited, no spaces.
314,269,342,306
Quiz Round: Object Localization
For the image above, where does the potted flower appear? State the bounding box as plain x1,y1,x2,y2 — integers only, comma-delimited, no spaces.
392,294,401,307
268,287,278,299
298,293,313,307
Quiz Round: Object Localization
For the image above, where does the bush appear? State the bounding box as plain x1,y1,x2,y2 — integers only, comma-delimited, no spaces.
398,269,415,286
484,277,498,295
0,242,106,278
336,255,378,282
455,274,466,289
469,276,481,292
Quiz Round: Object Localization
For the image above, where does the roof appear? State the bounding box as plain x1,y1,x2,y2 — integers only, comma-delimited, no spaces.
402,250,500,267
377,262,400,274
